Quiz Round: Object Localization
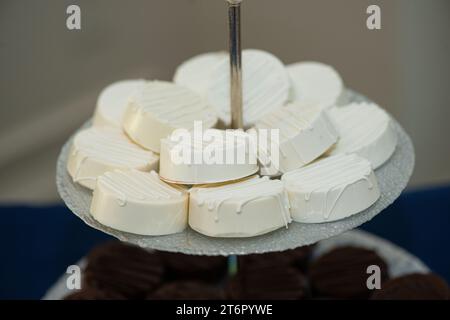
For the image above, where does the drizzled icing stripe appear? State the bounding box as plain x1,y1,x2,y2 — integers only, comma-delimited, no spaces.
98,170,184,205
131,81,217,128
254,104,319,140
283,154,376,220
73,127,157,167
282,154,371,182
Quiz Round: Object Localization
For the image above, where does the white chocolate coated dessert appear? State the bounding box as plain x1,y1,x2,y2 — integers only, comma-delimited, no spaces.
67,127,159,190
287,62,344,110
93,79,146,128
91,170,188,235
282,154,380,223
173,51,226,97
207,49,290,128
123,81,218,152
253,104,338,173
327,102,397,169
159,128,258,184
189,176,292,238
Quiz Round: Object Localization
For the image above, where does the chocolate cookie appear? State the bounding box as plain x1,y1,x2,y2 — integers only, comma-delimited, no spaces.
84,241,164,299
371,273,449,300
148,281,225,300
158,252,227,283
309,246,389,299
238,245,314,272
64,287,125,300
227,266,308,300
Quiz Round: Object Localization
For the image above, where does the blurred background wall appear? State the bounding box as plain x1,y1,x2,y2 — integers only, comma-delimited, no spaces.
0,0,449,204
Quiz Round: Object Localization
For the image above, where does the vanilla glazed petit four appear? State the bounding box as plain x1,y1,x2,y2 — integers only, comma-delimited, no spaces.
287,61,344,110
252,104,339,174
91,170,188,235
123,81,218,152
207,49,290,128
159,128,258,185
282,154,380,223
326,102,397,169
173,51,226,97
189,176,292,238
67,127,159,190
93,79,146,128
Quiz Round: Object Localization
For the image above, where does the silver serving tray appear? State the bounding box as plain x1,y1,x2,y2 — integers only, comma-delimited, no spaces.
56,90,415,255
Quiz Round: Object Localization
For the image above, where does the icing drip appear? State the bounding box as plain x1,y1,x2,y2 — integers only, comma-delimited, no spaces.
192,176,290,226
283,154,375,220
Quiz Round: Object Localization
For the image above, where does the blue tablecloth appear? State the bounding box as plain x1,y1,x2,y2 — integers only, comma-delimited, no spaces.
0,185,449,299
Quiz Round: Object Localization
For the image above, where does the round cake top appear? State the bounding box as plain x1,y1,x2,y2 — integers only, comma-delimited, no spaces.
287,61,344,109
97,170,186,203
328,102,392,154
72,126,157,168
162,128,250,151
254,104,325,143
282,154,373,190
129,80,217,129
173,51,226,96
95,79,146,127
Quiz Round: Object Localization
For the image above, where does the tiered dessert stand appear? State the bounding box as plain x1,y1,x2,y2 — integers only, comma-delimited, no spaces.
56,0,415,256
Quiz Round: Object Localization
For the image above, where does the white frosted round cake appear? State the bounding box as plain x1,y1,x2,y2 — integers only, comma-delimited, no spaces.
327,102,397,169
282,154,380,223
67,126,159,190
159,129,258,185
91,170,188,236
123,81,218,152
252,104,339,173
93,79,146,128
174,51,226,97
189,176,292,237
287,61,344,110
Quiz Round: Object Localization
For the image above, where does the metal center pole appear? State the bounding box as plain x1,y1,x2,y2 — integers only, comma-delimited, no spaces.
226,0,244,276
227,0,243,129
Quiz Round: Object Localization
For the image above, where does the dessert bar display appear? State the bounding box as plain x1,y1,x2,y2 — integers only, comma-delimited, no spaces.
61,48,407,242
